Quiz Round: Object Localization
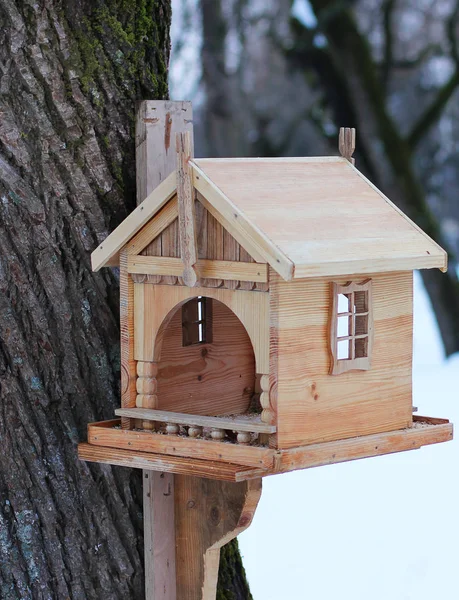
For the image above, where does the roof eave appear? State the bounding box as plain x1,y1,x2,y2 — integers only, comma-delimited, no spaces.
293,252,447,279
91,171,177,271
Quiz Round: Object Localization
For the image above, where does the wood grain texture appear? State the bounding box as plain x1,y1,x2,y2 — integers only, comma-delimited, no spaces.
174,476,262,599
192,158,446,278
88,420,274,468
136,101,193,283
272,416,453,473
126,197,178,257
115,409,276,433
77,444,265,482
270,269,414,449
176,132,198,287
155,299,255,416
127,255,268,282
203,211,224,288
144,470,176,600
134,283,270,374
223,228,239,289
119,250,136,430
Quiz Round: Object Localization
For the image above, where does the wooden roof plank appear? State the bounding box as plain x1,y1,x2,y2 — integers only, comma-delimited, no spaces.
91,171,177,271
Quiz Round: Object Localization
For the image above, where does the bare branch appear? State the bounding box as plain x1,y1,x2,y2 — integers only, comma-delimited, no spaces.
381,0,397,91
407,3,459,150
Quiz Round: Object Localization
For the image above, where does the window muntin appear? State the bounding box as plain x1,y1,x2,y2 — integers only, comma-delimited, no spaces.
330,280,372,374
182,297,213,347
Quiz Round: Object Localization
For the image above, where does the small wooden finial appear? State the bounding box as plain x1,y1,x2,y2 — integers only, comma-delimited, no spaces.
339,127,356,165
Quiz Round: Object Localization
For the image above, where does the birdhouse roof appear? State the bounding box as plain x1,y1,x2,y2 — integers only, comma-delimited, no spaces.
92,156,447,279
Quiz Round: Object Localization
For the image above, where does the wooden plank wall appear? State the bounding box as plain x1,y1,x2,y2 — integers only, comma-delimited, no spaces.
155,299,255,416
270,269,414,449
141,198,268,291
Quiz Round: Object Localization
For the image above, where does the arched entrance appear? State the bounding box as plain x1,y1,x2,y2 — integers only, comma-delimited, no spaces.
155,297,256,416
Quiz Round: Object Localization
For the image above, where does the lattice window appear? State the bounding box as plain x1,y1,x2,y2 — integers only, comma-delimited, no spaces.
330,280,373,375
182,297,213,347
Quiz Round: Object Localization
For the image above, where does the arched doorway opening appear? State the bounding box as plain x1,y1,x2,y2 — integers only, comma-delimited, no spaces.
154,297,257,417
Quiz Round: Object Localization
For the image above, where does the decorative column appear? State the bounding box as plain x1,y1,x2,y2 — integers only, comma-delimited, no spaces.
136,361,158,430
260,374,274,424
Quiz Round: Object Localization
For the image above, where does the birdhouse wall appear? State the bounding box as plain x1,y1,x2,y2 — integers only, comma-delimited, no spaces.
269,269,413,449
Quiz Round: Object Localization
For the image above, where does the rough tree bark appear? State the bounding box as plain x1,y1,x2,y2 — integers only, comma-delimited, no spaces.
0,2,251,599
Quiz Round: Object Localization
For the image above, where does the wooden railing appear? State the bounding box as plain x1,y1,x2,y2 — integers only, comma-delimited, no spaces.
115,408,276,445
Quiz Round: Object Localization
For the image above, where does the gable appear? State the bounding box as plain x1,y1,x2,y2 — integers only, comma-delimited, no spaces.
124,195,268,291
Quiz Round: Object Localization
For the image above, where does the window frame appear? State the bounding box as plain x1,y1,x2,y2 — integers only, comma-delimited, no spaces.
182,297,213,347
330,279,373,375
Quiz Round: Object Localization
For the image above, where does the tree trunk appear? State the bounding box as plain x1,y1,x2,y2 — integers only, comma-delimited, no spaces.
0,2,251,598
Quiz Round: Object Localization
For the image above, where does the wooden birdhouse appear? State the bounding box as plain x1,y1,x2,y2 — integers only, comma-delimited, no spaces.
78,103,452,600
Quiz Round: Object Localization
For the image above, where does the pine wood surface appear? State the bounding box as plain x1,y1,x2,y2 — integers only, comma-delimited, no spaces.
176,132,199,286
191,157,447,278
114,409,277,433
127,255,268,282
143,471,176,600
77,444,266,482
174,476,262,600
271,416,453,473
127,197,178,256
270,270,414,448
87,420,275,468
82,416,451,478
153,299,255,416
119,250,136,430
134,283,270,374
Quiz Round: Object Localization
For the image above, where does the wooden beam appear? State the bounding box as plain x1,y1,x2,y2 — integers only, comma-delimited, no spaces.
144,471,176,600
136,100,193,203
126,197,178,257
91,172,176,271
88,419,275,468
115,408,277,434
77,444,266,482
176,132,198,286
119,249,136,430
272,416,453,474
174,476,262,599
127,255,268,282
135,100,193,600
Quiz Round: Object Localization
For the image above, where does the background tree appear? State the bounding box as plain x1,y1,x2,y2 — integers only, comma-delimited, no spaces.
172,0,459,356
0,1,251,598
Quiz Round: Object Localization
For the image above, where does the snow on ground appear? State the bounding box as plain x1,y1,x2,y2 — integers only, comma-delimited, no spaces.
239,274,458,599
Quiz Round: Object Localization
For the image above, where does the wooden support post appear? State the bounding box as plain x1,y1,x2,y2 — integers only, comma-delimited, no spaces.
144,471,176,599
174,476,262,600
136,101,193,600
135,101,261,600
